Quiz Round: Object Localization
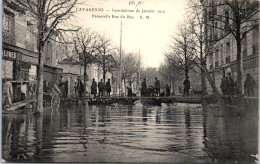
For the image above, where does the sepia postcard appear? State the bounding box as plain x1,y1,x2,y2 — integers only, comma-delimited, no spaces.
1,0,259,163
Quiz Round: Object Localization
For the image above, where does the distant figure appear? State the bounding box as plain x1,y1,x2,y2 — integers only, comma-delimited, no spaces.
28,80,36,99
43,80,49,92
98,79,104,97
227,75,234,95
64,81,69,97
244,73,256,96
91,78,97,97
106,79,112,97
220,77,228,95
77,79,84,99
159,90,166,97
166,84,170,97
183,77,190,96
154,77,160,97
2,78,13,107
141,78,147,96
127,87,133,97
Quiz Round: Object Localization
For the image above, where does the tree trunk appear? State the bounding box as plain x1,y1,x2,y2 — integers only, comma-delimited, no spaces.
83,64,87,104
103,71,106,82
35,51,44,113
236,39,242,96
34,114,43,156
200,44,207,105
35,27,44,114
185,69,189,78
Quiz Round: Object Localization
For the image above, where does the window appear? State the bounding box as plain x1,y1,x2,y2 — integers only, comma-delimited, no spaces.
46,41,52,64
224,10,229,32
220,44,223,64
226,42,230,56
3,10,15,44
214,22,218,39
226,42,230,63
26,22,34,51
242,33,247,57
252,27,259,55
2,59,13,79
215,49,219,67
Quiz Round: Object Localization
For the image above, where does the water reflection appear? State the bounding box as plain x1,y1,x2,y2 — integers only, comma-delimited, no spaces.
2,103,258,163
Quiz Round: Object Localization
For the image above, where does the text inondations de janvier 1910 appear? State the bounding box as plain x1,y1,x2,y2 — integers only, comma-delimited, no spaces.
75,0,166,20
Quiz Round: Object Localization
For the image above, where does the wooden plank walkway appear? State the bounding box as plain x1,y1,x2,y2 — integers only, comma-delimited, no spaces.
64,96,203,104
2,99,34,113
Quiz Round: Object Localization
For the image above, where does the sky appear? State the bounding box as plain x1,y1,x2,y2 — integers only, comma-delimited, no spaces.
72,0,188,68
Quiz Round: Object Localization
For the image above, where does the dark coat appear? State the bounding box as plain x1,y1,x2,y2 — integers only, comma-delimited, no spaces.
183,79,190,89
141,80,147,96
91,81,97,94
127,87,133,97
244,76,256,89
98,81,104,91
77,81,84,95
166,85,170,96
105,81,111,92
155,80,160,89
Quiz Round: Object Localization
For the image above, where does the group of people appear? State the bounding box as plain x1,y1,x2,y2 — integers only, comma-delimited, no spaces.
244,73,256,96
220,75,235,95
140,77,171,97
220,73,256,96
141,77,161,96
91,78,111,97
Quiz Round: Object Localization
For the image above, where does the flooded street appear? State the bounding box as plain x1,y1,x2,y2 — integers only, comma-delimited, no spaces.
2,102,258,163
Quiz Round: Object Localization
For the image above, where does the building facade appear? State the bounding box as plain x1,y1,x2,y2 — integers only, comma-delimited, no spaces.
2,0,38,102
205,0,259,95
2,0,62,103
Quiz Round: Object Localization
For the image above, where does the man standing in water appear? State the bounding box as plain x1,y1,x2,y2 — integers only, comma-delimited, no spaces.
105,79,111,97
154,77,160,97
183,77,190,97
98,79,104,97
141,78,147,96
91,78,97,97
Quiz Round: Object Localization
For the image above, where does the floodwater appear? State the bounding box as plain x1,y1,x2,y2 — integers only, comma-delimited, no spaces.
2,102,258,163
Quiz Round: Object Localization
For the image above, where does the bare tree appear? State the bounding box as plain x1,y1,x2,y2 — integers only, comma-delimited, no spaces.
121,52,139,93
73,28,100,104
204,0,259,97
165,23,197,79
96,34,117,82
17,0,78,113
159,58,182,91
186,0,222,104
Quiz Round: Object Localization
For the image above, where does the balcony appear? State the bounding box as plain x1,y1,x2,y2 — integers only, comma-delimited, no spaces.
3,31,15,45
226,56,230,63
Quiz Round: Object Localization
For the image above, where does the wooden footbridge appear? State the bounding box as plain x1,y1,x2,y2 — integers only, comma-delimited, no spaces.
66,95,203,105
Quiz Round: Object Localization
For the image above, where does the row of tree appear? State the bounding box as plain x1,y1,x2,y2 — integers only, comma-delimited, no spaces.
17,0,141,113
67,28,141,102
160,0,259,103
